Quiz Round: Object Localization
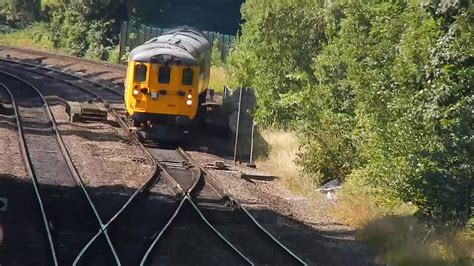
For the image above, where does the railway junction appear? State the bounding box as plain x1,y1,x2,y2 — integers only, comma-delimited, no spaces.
0,46,378,265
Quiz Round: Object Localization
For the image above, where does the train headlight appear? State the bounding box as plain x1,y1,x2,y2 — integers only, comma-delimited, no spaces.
133,89,139,96
187,94,192,99
186,99,192,106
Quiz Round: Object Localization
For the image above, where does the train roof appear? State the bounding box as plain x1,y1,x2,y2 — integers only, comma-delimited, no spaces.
129,27,211,65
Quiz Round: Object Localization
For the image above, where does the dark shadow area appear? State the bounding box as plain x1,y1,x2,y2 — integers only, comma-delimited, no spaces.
0,173,379,265
0,117,16,130
126,0,244,34
57,128,125,142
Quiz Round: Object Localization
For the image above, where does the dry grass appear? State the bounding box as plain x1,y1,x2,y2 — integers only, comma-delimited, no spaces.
209,66,228,93
359,216,473,265
256,129,318,197
256,129,473,265
328,181,417,227
331,178,472,265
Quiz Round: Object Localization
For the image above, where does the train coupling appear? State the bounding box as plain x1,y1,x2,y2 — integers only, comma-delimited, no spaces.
66,100,109,122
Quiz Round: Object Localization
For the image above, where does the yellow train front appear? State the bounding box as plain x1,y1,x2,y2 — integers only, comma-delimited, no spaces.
124,27,211,127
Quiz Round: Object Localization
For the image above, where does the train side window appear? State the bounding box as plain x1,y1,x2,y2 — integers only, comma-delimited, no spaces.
158,66,171,84
182,68,193,85
134,64,147,82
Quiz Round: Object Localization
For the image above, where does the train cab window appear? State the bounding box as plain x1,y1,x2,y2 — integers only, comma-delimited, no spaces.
182,68,193,85
134,64,147,82
158,66,171,84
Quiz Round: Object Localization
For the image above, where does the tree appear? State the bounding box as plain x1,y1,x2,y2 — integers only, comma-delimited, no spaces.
228,0,473,225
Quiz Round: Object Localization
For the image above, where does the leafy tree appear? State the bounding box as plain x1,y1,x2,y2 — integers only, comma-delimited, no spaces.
0,0,41,27
228,0,473,225
227,0,325,125
49,0,118,58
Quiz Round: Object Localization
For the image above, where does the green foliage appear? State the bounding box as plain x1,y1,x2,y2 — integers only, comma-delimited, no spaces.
228,0,473,225
227,0,326,125
211,37,223,67
0,22,54,50
49,0,117,59
0,0,42,27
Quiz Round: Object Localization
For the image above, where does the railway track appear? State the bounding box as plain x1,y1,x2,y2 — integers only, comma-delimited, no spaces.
0,71,120,265
151,148,306,265
0,45,126,73
0,60,250,265
0,57,308,265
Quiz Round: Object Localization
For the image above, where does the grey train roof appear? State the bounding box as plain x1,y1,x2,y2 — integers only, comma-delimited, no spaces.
129,27,211,65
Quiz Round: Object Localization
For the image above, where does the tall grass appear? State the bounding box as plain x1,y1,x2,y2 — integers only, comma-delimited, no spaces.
359,217,473,265
256,129,318,197
0,23,56,51
256,128,473,265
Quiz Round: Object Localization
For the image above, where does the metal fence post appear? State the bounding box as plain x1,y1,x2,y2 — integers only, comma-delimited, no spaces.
249,122,255,165
233,88,243,163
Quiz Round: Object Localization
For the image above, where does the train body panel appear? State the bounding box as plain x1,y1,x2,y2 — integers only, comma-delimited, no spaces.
124,27,211,125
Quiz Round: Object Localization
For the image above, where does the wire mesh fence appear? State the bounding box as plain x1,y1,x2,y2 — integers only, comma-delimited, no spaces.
118,21,235,63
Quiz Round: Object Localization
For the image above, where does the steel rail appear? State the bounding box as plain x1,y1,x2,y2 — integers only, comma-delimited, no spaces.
0,45,126,73
0,83,58,265
0,70,122,265
139,194,253,266
0,57,124,99
40,56,299,264
0,57,306,264
179,148,308,265
0,60,163,264
0,59,176,264
139,156,253,265
73,165,162,265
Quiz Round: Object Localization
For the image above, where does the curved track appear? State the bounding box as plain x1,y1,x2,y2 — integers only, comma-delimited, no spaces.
0,71,119,265
0,45,126,73
0,56,308,265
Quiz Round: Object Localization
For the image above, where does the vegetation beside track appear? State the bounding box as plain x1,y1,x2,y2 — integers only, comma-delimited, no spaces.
1,0,471,264
232,1,473,264
229,0,472,225
0,1,238,62
0,22,55,50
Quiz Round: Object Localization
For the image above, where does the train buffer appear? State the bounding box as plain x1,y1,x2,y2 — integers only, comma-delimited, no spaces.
66,100,108,122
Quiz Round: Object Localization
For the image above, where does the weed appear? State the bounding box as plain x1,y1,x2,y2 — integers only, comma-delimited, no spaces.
209,66,228,93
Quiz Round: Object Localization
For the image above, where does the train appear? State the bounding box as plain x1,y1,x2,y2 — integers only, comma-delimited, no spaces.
124,26,212,127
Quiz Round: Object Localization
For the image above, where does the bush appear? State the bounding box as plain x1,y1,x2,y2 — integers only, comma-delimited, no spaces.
228,0,473,225
0,0,42,28
49,0,118,59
